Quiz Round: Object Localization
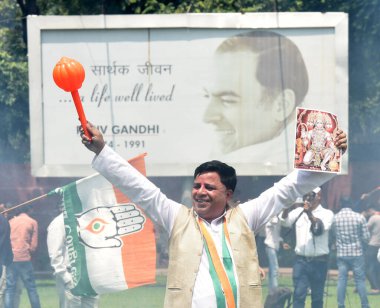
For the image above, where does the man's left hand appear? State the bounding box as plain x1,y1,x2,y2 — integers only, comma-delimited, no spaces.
333,129,347,154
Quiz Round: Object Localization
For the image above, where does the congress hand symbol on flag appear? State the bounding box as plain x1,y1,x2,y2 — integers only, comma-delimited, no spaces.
77,203,146,249
50,152,156,296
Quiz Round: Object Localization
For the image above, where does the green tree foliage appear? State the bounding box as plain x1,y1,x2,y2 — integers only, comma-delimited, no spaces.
347,1,380,145
0,0,29,162
1,0,380,162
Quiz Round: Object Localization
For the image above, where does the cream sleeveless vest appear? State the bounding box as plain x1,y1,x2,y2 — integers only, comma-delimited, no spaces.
164,205,262,308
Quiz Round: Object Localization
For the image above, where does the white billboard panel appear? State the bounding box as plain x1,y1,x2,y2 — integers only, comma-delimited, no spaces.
28,13,348,177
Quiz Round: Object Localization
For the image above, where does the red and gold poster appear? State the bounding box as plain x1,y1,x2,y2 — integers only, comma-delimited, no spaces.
294,108,341,173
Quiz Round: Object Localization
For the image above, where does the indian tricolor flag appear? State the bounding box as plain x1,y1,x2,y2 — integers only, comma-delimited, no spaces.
57,153,156,296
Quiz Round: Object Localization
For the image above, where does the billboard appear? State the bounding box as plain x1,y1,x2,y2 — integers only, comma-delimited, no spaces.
27,13,348,177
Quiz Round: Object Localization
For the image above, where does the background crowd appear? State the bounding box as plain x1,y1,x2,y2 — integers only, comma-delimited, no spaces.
1,183,380,307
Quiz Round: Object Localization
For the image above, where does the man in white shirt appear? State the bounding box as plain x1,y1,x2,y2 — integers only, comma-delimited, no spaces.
47,205,99,308
264,216,282,294
0,204,13,308
80,122,347,308
281,187,334,308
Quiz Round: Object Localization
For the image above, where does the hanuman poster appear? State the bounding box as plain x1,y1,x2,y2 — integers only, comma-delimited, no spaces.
294,108,341,173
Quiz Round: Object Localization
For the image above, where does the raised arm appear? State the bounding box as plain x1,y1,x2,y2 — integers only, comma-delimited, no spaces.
80,121,182,234
240,129,347,233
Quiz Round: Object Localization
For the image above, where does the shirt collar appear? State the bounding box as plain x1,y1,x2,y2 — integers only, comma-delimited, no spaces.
195,209,227,226
340,207,352,212
311,204,323,212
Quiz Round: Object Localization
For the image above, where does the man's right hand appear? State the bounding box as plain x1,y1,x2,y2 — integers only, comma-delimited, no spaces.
303,201,311,212
81,122,105,155
65,279,75,290
281,208,290,219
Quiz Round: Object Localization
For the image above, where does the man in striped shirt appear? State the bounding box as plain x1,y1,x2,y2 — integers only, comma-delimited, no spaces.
332,198,370,308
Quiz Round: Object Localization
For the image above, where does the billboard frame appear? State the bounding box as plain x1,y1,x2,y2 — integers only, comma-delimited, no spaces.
28,12,348,177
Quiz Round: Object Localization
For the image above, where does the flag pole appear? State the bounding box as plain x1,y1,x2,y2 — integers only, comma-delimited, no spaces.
0,190,57,215
0,152,148,216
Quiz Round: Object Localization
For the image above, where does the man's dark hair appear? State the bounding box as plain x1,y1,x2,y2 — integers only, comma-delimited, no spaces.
303,192,316,202
340,196,357,211
216,30,309,106
340,196,352,207
194,160,237,192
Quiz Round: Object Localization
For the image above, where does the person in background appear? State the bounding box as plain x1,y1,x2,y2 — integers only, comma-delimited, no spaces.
4,207,41,308
0,204,13,308
79,122,347,307
263,215,283,294
47,201,99,308
281,187,334,308
255,226,267,269
365,208,380,294
332,197,370,308
360,186,380,295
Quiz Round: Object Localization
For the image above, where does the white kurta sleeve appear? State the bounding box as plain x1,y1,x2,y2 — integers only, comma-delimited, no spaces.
239,169,335,233
92,145,182,234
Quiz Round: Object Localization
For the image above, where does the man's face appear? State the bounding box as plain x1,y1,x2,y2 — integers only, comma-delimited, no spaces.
192,171,232,222
303,191,321,211
203,51,277,154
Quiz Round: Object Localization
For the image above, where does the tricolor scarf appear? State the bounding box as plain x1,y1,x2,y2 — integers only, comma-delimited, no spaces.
198,218,238,308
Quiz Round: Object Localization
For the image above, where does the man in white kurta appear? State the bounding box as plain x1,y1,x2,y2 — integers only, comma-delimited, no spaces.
80,122,347,308
47,212,99,308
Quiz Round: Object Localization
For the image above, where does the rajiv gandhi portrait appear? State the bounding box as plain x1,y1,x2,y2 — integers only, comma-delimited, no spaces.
202,30,309,172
